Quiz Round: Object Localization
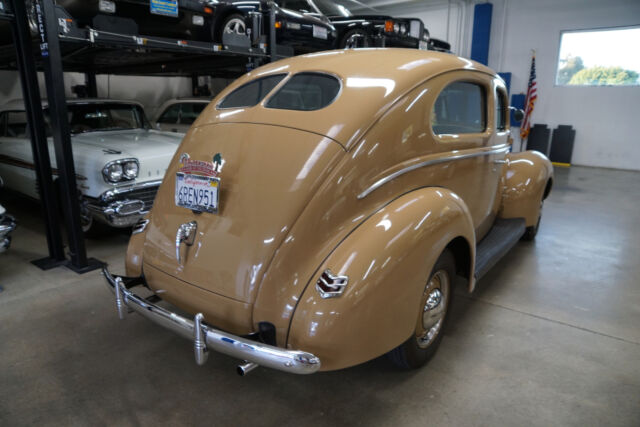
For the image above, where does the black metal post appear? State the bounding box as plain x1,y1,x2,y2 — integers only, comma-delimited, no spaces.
36,0,102,273
8,0,66,269
191,73,198,96
267,1,276,62
85,71,98,98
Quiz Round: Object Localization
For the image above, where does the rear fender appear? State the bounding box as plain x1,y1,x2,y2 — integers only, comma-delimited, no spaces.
500,151,553,226
287,187,475,371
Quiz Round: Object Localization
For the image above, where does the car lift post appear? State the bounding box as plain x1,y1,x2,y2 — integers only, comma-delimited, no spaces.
267,1,276,62
37,0,102,273
85,71,98,98
7,0,66,269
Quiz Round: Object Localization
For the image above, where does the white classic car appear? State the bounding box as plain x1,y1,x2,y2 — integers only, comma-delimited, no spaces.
153,98,210,134
0,99,183,233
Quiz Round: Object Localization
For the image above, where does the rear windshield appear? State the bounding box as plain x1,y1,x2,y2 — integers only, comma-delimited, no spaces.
218,74,286,109
265,73,341,111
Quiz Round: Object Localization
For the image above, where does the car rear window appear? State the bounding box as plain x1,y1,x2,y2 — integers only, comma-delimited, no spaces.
218,74,286,109
265,73,341,111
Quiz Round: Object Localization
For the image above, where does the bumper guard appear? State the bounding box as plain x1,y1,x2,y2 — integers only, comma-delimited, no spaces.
103,267,321,375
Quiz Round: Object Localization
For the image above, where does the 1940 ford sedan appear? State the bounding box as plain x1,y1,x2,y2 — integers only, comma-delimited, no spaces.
104,49,553,375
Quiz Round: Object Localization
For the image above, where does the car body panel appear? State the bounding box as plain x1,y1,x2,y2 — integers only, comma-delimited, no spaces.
141,122,344,310
500,150,554,226
123,49,553,371
288,187,475,370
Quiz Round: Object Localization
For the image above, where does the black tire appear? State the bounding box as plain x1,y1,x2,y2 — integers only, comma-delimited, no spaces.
217,13,247,42
521,200,543,241
387,249,455,369
340,29,371,49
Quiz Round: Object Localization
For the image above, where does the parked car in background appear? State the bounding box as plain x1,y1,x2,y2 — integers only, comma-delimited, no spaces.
277,0,428,49
0,0,336,55
0,178,16,253
104,49,553,375
154,98,210,134
0,99,182,234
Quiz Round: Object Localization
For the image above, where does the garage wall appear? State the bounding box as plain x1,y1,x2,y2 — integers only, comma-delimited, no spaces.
359,0,640,170
487,0,640,170
0,70,192,119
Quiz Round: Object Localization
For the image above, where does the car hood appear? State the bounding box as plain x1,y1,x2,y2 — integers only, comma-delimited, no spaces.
71,129,183,158
142,123,344,308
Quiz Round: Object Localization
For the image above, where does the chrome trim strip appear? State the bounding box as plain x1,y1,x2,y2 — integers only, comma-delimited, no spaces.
99,179,163,202
357,144,510,199
103,268,321,375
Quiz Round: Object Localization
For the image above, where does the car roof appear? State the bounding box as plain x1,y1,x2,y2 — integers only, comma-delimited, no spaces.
0,98,144,112
195,48,498,149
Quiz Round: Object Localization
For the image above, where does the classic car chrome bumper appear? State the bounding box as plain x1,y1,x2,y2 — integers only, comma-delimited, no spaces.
103,267,321,375
0,213,16,253
88,180,162,228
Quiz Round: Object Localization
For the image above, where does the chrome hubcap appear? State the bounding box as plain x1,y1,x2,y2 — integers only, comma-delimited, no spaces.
416,269,449,349
223,19,246,35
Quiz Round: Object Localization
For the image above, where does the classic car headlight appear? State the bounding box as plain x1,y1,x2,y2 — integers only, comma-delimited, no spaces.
399,23,407,35
123,161,139,180
103,159,139,183
393,23,400,33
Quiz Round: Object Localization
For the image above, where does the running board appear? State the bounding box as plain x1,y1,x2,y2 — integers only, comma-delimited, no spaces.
474,218,526,280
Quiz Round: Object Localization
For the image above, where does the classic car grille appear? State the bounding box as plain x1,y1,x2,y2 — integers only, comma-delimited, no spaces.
117,186,159,211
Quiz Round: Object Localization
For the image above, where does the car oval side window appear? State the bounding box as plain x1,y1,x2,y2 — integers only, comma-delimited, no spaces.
431,81,486,135
265,72,341,112
218,74,286,109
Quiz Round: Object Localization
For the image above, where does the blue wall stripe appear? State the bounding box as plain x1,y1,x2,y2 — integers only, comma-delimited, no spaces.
470,3,493,66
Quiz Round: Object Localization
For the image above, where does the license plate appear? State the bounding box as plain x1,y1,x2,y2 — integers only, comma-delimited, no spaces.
150,0,178,17
313,25,328,40
175,173,219,213
419,40,429,51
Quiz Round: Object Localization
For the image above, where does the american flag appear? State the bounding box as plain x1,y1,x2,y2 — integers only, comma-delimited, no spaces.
520,53,537,140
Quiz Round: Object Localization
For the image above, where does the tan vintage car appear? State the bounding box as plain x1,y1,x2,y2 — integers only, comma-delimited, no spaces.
104,49,553,375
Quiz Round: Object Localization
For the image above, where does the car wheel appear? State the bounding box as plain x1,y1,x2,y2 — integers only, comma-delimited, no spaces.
387,249,455,369
340,29,371,49
219,13,247,41
521,199,543,241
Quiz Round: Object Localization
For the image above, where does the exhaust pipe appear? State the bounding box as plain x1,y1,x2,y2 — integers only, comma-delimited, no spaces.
237,361,259,376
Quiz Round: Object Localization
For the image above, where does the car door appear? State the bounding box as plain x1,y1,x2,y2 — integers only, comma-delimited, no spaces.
426,71,505,240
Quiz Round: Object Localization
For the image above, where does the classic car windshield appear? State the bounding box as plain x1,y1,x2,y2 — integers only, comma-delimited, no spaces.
46,103,150,134
312,0,352,17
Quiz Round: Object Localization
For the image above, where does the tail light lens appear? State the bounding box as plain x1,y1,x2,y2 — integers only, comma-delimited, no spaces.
384,20,394,33
316,269,349,299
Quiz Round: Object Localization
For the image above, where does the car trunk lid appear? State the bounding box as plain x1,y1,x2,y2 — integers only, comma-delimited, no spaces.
142,122,344,307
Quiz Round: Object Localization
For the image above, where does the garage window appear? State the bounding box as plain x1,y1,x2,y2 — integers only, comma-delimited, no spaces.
265,72,341,111
432,82,486,135
218,74,286,109
556,27,640,86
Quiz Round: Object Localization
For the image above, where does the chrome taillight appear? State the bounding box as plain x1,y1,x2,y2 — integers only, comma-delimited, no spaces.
316,269,349,299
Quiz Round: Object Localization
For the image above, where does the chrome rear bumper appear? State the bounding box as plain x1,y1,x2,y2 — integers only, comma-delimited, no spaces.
103,267,321,375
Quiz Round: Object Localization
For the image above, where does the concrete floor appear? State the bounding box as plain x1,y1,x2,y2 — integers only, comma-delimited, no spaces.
0,165,639,426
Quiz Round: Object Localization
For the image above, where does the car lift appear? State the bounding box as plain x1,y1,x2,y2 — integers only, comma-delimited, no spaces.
0,0,282,274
